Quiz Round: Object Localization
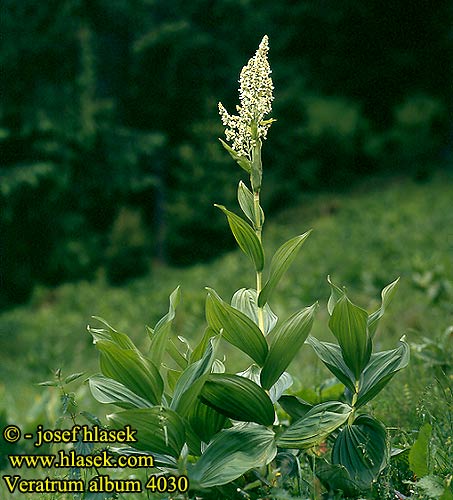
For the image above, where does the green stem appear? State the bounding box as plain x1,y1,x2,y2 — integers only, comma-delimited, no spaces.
348,380,360,425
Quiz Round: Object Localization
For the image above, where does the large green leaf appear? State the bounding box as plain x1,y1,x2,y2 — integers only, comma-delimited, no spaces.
96,340,163,405
89,317,137,349
258,231,312,307
231,288,277,335
356,338,410,407
200,374,275,426
186,398,228,444
278,395,313,420
261,303,317,389
305,335,356,392
327,275,345,316
214,204,264,272
107,407,185,458
332,414,387,491
236,364,293,403
315,459,361,497
237,180,264,229
170,336,220,414
148,286,180,368
329,295,371,380
206,288,268,365
190,424,277,488
219,138,252,173
277,401,352,449
368,277,400,338
88,374,153,409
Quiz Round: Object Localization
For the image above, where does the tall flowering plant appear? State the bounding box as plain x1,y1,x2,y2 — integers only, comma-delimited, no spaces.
84,37,409,498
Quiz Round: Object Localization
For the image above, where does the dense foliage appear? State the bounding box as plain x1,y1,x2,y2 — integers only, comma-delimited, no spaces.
1,0,451,307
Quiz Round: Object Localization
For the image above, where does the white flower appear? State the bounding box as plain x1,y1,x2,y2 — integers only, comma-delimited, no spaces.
218,35,274,160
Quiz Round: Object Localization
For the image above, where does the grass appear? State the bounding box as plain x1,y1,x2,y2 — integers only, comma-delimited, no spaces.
1,170,452,499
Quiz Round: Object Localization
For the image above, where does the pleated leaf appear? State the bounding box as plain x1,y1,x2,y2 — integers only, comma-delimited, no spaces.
261,303,317,389
329,295,371,380
357,338,410,407
190,424,277,488
186,399,228,444
332,415,387,491
237,180,264,228
206,288,268,365
107,407,185,458
97,340,163,405
89,374,153,409
215,204,264,272
148,286,180,368
231,288,277,335
327,275,345,315
200,374,275,426
258,231,312,307
278,395,313,420
368,277,400,338
277,401,352,449
236,364,293,403
305,335,356,392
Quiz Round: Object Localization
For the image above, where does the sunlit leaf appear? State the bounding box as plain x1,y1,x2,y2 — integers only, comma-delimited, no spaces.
409,423,432,478
368,277,400,338
206,288,268,365
190,424,277,488
237,180,264,228
219,138,252,173
231,288,277,335
277,401,352,449
261,303,317,389
89,374,153,409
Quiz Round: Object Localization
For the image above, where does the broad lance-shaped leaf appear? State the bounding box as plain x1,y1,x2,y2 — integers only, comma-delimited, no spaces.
199,374,275,426
148,286,180,368
206,288,268,366
368,277,400,338
96,340,163,405
329,295,371,380
236,364,293,404
258,231,312,307
305,335,356,393
89,374,153,409
261,303,318,389
231,288,277,335
107,407,185,458
332,415,387,491
409,423,431,478
277,401,352,449
190,424,277,488
237,181,264,229
327,275,345,315
170,335,220,414
219,138,252,173
215,204,264,272
356,338,410,407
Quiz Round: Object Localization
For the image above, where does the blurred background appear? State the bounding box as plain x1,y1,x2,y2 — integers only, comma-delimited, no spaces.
1,1,453,457
1,0,451,308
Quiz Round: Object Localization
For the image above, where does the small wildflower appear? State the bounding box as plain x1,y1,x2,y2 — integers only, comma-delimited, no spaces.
218,35,274,161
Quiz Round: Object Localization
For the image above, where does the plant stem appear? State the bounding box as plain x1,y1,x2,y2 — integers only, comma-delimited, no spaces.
348,380,360,425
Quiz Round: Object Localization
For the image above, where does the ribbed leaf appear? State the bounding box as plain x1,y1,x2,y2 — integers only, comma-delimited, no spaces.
329,295,371,380
148,286,180,367
190,424,277,488
315,459,360,497
277,401,352,449
200,374,275,426
96,340,163,405
186,399,228,444
219,138,252,173
107,407,185,458
327,275,345,315
206,288,268,365
236,364,293,403
237,181,264,228
261,303,317,389
170,336,220,414
215,205,264,272
258,231,312,307
332,415,387,491
278,395,313,420
357,338,410,407
89,374,153,409
231,288,277,335
368,277,400,338
305,335,356,392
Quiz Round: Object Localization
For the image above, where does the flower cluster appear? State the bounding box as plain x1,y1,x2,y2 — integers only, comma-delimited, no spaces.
218,35,274,160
